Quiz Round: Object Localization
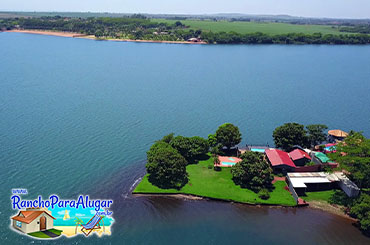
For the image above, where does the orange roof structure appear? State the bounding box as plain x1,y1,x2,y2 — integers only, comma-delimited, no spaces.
328,129,348,138
11,210,56,224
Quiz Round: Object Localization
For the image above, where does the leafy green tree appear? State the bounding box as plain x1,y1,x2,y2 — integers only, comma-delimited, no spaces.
273,123,309,151
160,133,174,144
215,123,242,150
146,142,188,189
306,124,328,146
231,151,273,192
208,133,217,147
170,136,209,163
349,193,370,235
329,132,370,188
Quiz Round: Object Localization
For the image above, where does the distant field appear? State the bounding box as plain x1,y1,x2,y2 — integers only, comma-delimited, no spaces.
154,19,344,35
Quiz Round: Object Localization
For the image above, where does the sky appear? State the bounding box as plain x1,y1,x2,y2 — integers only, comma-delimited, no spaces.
1,0,370,19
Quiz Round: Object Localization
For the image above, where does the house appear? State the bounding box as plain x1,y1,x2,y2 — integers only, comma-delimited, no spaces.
11,208,56,234
328,172,360,197
286,172,333,196
289,149,311,166
265,149,296,173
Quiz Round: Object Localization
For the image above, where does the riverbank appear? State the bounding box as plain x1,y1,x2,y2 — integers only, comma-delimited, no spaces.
133,156,297,206
4,29,207,44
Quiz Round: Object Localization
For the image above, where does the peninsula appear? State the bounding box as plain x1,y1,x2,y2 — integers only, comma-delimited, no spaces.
133,123,370,236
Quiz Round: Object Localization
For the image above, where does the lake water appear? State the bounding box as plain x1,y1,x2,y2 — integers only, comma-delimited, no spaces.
0,32,370,244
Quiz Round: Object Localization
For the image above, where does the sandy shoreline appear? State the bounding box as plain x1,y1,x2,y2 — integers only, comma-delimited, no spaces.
4,29,207,44
307,201,357,221
54,226,111,237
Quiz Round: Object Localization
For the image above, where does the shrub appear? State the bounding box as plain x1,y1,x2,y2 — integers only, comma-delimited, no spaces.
258,189,270,200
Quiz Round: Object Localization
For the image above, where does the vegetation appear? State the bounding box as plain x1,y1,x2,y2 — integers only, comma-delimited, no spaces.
273,123,309,151
215,123,242,150
1,16,370,44
306,124,328,147
258,189,270,200
340,25,370,34
303,190,336,202
156,19,346,35
169,136,209,163
231,151,273,192
330,132,370,189
350,194,370,236
273,123,329,151
28,229,62,238
135,155,296,206
146,141,188,189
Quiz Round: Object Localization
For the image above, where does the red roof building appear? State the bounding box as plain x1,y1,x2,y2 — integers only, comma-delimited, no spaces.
289,149,311,166
265,149,296,172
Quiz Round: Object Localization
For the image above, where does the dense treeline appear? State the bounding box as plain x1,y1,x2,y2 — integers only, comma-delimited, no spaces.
201,31,370,44
1,17,370,44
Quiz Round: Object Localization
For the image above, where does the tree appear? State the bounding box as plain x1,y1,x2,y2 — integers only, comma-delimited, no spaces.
306,124,328,146
169,136,209,163
146,142,188,189
231,151,273,192
329,132,370,188
273,123,308,151
349,193,370,235
208,133,217,147
215,123,242,150
74,217,84,234
160,133,174,144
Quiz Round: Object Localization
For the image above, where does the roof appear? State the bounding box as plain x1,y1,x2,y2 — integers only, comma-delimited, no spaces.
287,172,331,188
315,152,331,163
289,149,311,161
265,149,296,168
328,129,348,138
11,211,56,224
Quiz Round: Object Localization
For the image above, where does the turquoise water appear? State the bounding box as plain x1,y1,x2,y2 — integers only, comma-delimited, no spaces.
228,157,236,161
251,148,266,153
222,161,236,165
1,32,370,244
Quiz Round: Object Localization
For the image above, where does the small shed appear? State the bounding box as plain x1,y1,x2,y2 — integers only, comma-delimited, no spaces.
287,172,332,196
11,208,56,234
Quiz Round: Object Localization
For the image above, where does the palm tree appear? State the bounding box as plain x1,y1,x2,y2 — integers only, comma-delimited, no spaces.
74,217,84,234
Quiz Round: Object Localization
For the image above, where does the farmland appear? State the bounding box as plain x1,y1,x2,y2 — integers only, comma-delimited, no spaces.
154,19,344,35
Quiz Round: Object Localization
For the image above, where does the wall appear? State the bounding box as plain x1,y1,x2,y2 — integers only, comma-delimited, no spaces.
26,213,54,233
294,164,320,172
12,220,27,234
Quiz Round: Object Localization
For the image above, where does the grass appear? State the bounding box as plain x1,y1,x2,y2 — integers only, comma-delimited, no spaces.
303,190,335,202
134,156,296,206
28,229,62,239
28,231,50,238
154,19,345,35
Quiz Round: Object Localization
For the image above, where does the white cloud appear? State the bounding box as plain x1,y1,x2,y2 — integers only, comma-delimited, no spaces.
57,211,65,215
75,213,86,217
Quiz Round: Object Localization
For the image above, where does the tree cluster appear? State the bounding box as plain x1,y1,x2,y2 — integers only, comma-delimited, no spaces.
273,123,328,151
146,134,209,189
231,151,274,193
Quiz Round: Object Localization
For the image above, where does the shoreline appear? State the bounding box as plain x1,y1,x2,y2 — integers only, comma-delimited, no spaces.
4,29,207,44
133,192,296,207
133,192,357,221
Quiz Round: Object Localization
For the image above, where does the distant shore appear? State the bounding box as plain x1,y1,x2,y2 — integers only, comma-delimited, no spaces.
4,29,207,44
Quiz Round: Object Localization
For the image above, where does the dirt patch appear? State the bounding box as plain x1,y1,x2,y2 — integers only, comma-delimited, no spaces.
308,200,356,221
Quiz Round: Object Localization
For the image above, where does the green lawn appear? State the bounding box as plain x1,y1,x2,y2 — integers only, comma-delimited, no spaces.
49,228,63,236
134,156,296,206
154,19,344,35
28,231,50,238
303,190,335,202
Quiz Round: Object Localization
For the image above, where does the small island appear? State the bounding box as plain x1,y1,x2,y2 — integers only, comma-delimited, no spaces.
134,123,370,236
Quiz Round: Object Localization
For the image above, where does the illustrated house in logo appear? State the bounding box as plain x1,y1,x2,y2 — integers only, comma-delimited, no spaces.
11,208,56,234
